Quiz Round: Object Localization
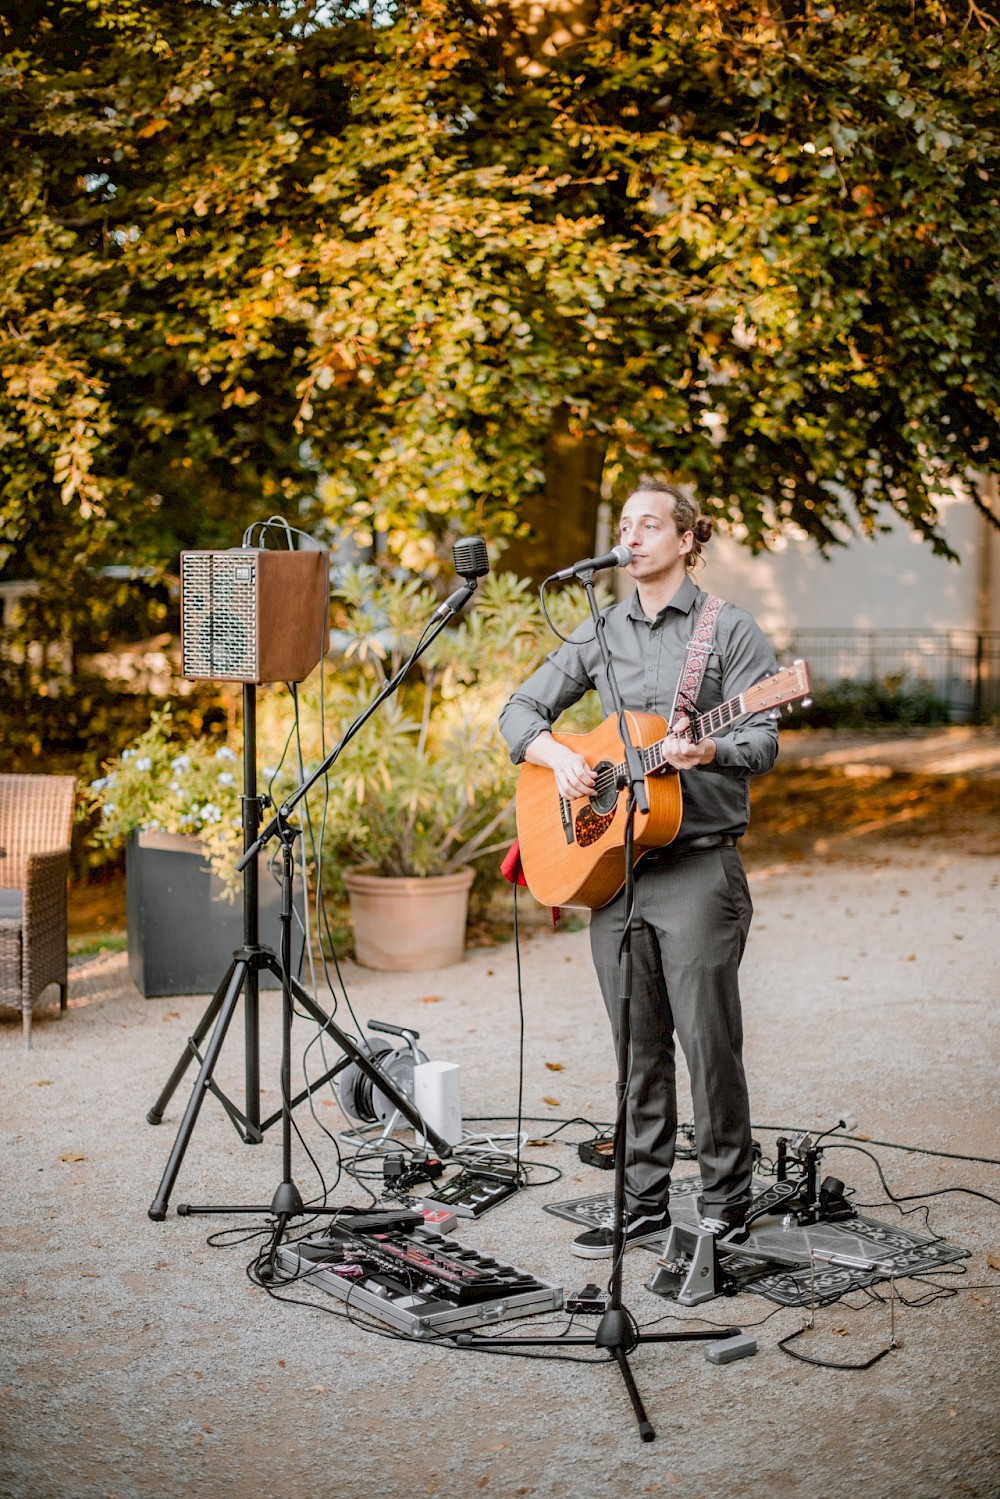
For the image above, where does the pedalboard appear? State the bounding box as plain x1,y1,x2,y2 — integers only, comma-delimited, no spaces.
419,1166,520,1219
276,1225,562,1338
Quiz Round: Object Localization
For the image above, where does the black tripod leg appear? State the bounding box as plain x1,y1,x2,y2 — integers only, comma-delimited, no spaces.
146,961,237,1125
608,1348,655,1442
148,958,249,1221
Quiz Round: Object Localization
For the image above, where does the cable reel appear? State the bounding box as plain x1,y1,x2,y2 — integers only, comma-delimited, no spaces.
339,1024,428,1130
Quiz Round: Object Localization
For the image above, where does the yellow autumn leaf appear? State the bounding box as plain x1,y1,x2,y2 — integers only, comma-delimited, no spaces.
542,1096,560,1107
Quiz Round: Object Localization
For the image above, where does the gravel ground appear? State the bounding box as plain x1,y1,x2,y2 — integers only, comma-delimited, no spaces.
2,741,999,1499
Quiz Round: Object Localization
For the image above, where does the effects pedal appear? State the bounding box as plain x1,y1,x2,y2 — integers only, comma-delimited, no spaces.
578,1136,615,1170
565,1283,610,1314
419,1166,520,1219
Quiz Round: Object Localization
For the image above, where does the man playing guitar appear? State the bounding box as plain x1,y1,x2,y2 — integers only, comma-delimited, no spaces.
499,480,780,1258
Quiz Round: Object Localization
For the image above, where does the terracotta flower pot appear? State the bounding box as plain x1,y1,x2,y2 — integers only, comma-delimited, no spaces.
343,866,476,971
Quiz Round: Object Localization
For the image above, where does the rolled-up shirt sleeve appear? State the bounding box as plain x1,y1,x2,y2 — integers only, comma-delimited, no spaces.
498,637,593,764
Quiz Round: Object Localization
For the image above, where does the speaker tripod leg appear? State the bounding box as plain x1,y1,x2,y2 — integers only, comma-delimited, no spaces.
148,958,250,1222
146,962,237,1126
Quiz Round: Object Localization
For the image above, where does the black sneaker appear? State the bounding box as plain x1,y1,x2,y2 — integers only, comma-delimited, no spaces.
697,1213,750,1247
571,1209,670,1259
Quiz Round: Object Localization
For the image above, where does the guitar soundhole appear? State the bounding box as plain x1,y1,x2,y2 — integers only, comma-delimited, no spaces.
590,761,619,816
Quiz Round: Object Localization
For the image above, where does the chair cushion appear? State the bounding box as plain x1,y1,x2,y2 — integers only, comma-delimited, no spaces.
0,888,22,920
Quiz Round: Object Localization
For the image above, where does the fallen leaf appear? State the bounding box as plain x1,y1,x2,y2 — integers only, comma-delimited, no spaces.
906,954,916,961
153,1261,168,1271
971,1294,990,1307
310,1384,326,1392
545,1062,564,1072
81,1273,100,1279
987,1253,1000,1272
59,1153,85,1163
278,1360,286,1368
525,1139,551,1148
831,1326,849,1336
163,1011,180,1021
948,1406,958,1417
420,994,442,1004
193,1371,204,1380
485,1443,506,1452
201,1426,214,1435
542,1096,560,1107
30,1080,53,1087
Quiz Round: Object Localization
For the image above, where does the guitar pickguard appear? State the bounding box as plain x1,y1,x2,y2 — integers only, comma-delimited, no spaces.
574,804,615,847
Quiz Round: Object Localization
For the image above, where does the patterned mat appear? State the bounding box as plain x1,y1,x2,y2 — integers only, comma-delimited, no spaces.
544,1176,970,1307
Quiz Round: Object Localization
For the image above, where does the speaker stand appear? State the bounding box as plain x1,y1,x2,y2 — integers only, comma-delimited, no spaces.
147,684,451,1221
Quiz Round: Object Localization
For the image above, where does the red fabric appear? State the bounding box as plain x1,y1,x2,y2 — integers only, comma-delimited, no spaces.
500,839,560,925
500,838,527,886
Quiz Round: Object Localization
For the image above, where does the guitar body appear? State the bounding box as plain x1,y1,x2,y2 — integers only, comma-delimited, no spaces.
515,712,683,910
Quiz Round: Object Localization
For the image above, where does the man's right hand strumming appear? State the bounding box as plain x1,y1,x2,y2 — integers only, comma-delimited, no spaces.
524,732,597,802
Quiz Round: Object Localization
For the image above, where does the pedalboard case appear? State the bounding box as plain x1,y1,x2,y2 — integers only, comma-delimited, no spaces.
276,1225,563,1339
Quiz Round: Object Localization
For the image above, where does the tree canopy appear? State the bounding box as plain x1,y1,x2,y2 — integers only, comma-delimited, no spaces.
2,0,999,623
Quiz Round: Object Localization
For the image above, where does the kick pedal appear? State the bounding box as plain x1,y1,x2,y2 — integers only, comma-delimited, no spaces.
645,1181,803,1307
744,1178,800,1226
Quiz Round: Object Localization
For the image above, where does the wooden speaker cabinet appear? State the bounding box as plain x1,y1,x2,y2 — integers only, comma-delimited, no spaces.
180,548,328,684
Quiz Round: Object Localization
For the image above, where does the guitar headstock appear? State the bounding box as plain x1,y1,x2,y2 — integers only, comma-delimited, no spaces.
745,660,812,715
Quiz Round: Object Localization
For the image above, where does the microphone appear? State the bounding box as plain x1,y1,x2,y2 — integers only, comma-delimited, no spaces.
434,535,490,619
550,544,632,582
452,535,490,581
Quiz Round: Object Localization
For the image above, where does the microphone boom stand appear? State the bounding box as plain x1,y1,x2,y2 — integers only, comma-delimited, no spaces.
456,568,739,1443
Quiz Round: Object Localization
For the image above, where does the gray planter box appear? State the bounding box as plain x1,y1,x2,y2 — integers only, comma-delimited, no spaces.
126,831,284,997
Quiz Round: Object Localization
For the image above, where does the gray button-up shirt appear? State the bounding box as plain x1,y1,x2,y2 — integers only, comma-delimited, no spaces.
498,574,780,842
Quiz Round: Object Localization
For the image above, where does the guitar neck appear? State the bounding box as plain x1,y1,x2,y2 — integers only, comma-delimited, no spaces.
639,694,745,775
603,663,809,782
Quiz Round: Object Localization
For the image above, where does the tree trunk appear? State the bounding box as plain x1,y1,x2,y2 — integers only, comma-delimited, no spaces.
500,404,606,584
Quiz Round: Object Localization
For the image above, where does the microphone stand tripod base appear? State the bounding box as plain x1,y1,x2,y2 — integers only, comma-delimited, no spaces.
271,1180,305,1217
595,1307,635,1351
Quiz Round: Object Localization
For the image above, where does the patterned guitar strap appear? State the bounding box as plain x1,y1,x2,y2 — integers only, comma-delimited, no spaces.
667,594,725,731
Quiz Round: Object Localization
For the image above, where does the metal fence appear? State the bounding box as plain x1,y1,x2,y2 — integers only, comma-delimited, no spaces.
773,629,1000,722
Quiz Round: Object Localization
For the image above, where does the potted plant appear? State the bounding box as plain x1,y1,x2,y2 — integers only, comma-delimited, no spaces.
83,710,289,996
266,566,559,970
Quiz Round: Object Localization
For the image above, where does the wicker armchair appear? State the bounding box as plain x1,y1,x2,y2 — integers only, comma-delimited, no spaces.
0,775,76,1050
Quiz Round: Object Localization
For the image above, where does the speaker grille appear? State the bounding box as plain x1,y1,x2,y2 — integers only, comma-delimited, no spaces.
181,552,259,681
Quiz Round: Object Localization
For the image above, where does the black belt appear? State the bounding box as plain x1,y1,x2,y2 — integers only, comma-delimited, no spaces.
640,833,738,866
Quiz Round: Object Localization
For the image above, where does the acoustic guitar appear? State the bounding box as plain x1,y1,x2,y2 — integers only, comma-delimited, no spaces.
514,660,812,910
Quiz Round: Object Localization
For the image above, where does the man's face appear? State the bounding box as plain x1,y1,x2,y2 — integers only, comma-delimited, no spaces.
618,491,693,584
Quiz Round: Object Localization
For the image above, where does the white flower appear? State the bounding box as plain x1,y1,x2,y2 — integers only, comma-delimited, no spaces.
215,746,237,763
90,776,108,793
169,782,183,795
135,756,152,771
217,772,235,787
170,754,191,772
121,749,135,761
200,803,222,823
102,802,116,819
